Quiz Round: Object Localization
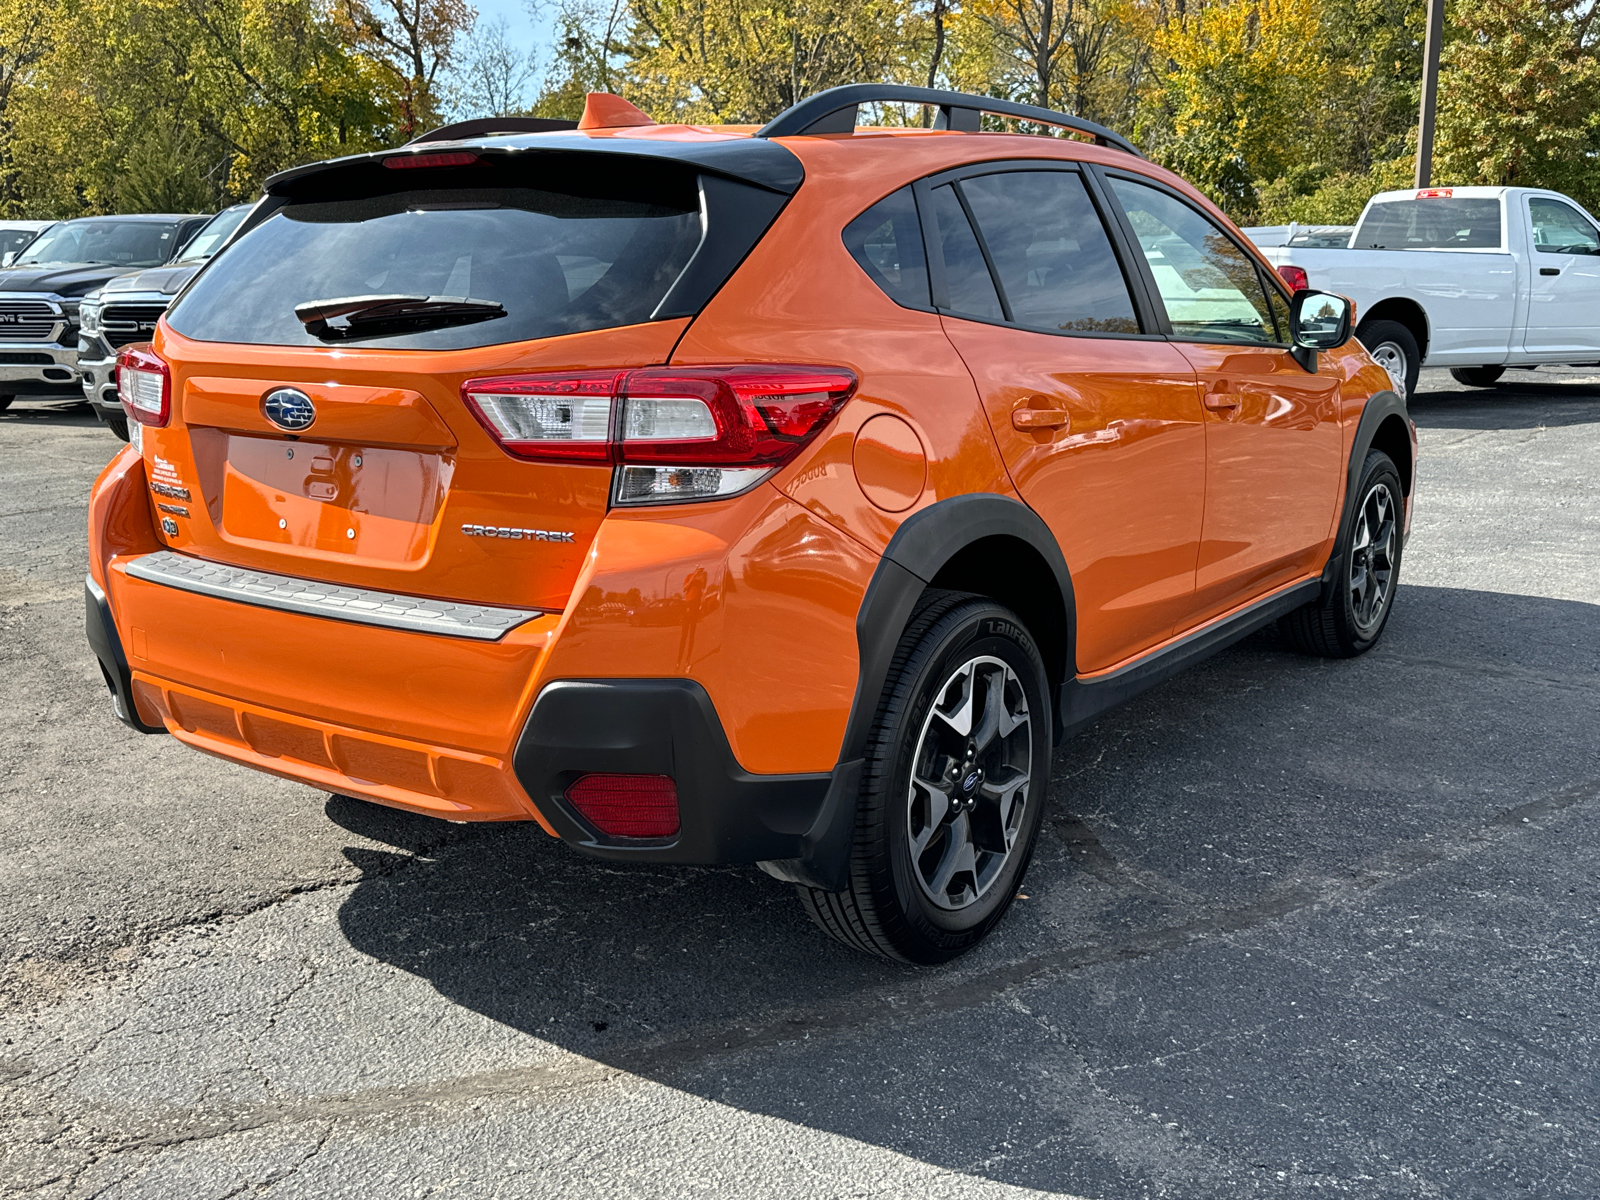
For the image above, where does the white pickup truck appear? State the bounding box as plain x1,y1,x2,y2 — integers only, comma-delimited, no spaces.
1250,186,1600,399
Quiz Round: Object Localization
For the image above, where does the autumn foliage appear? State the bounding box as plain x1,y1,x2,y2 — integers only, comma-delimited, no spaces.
0,0,1595,220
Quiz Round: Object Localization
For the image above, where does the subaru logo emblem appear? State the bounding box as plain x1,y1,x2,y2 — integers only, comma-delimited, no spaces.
963,771,981,793
262,388,315,432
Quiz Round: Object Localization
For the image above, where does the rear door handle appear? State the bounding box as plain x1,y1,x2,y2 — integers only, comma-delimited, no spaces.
1202,389,1241,411
1540,267,1562,276
1012,408,1070,431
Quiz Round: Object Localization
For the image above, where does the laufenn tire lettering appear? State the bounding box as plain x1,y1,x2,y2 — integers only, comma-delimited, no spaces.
985,618,1026,643
462,523,576,544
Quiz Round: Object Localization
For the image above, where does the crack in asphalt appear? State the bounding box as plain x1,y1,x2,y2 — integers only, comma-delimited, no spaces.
14,773,1597,1169
0,820,498,1009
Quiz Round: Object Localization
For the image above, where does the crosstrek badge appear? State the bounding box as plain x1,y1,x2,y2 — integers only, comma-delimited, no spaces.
1416,188,1454,199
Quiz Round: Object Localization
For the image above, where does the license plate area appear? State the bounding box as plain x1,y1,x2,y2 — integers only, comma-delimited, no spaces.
219,434,453,564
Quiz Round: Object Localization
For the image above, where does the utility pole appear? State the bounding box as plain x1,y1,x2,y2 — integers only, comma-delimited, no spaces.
1415,0,1445,187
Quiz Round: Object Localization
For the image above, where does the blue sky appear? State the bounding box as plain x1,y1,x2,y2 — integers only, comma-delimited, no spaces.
471,0,559,75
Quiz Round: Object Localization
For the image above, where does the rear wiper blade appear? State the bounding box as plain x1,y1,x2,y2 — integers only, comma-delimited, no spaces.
294,294,505,341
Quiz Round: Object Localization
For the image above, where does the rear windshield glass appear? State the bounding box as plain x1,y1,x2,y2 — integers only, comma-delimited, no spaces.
1353,198,1502,250
167,183,704,350
17,220,184,268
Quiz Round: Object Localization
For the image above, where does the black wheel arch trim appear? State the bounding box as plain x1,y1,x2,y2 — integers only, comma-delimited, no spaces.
762,493,1077,891
84,575,166,735
1321,387,1412,593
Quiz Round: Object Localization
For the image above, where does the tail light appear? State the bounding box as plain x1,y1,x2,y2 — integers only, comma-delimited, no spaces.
565,773,680,838
462,364,857,505
117,344,171,427
1278,264,1310,292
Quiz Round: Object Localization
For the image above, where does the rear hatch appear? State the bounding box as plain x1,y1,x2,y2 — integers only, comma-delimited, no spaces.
149,137,801,612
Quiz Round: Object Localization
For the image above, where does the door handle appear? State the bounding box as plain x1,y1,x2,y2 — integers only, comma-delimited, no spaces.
1012,408,1070,431
1540,267,1561,276
1202,389,1241,411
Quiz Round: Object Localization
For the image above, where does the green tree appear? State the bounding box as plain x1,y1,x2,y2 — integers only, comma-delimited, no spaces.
957,0,1154,129
331,0,477,138
625,0,914,124
117,123,214,210
1142,0,1330,221
1434,0,1600,208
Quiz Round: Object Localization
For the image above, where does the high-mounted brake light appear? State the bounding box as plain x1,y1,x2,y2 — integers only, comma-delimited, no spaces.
565,773,680,838
117,344,171,427
1415,187,1453,199
461,364,858,505
1277,265,1309,292
382,151,481,170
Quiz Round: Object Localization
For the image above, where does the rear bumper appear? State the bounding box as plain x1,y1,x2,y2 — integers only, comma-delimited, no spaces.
92,548,856,871
514,678,841,865
84,576,165,735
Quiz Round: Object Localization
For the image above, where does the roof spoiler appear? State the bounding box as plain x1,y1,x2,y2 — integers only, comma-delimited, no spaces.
755,84,1141,157
408,116,579,144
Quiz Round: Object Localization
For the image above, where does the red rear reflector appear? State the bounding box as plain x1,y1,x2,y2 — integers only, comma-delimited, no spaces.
565,774,680,838
1277,264,1310,292
382,151,480,170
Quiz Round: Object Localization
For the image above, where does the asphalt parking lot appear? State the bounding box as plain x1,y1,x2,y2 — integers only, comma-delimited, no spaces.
2,368,1598,1199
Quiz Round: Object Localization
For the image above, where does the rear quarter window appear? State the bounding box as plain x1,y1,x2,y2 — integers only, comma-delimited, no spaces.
168,175,705,351
841,186,930,309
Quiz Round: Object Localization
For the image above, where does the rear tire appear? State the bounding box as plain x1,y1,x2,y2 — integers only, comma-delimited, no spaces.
103,414,129,442
798,591,1052,963
1449,365,1505,388
1280,450,1404,658
1357,320,1420,401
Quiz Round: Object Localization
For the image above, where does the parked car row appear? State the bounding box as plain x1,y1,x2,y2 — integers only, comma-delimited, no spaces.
0,206,251,437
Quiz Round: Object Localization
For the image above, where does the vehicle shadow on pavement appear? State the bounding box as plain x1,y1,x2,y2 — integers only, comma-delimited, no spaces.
1411,376,1600,430
0,399,102,429
332,583,1600,1195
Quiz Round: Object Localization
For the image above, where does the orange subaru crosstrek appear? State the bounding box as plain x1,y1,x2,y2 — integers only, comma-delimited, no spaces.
86,85,1414,963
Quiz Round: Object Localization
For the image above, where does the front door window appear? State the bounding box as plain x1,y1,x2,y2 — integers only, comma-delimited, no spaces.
1107,178,1279,345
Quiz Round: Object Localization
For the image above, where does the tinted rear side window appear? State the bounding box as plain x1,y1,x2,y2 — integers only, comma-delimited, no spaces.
958,170,1139,335
842,186,929,308
168,182,704,351
1353,198,1502,249
931,184,1004,322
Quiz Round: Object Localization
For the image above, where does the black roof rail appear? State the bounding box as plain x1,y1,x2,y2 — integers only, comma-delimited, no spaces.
755,84,1141,157
409,116,579,144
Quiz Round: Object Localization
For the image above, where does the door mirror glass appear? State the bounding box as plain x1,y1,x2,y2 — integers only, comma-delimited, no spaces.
1290,290,1352,350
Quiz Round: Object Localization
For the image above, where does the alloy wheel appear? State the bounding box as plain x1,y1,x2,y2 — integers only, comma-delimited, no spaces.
907,655,1032,911
1369,340,1409,400
1349,480,1398,634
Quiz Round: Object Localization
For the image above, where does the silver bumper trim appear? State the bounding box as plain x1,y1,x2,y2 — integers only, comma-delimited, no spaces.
123,551,544,641
0,342,79,384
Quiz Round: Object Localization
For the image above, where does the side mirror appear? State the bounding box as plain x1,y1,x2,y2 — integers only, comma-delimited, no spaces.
1288,290,1352,372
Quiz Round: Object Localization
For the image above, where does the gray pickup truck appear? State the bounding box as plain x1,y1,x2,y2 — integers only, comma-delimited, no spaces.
77,205,252,438
0,213,209,421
